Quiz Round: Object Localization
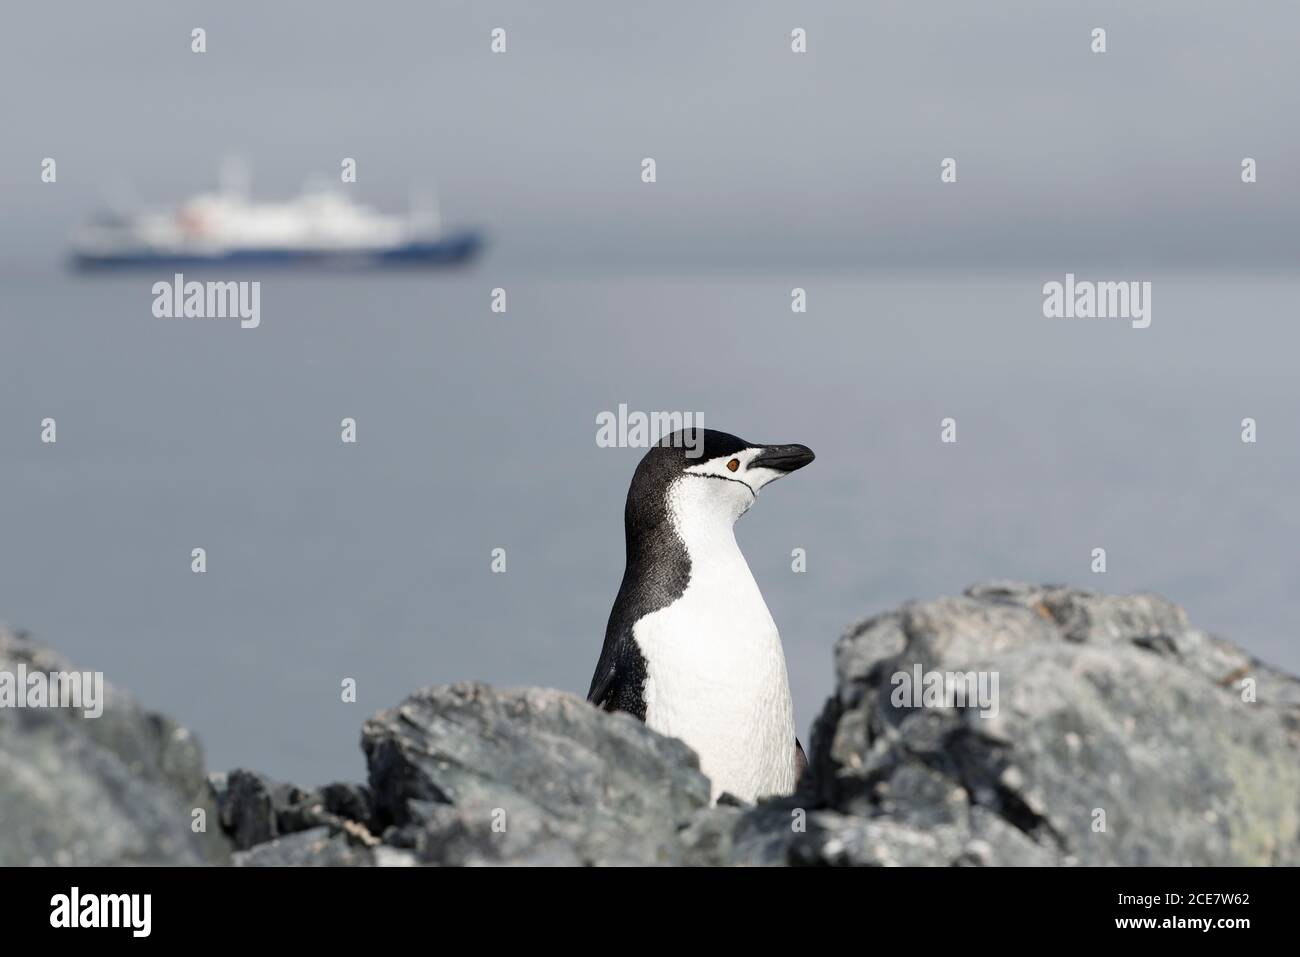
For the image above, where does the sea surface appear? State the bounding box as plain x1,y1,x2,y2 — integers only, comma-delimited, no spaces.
2,266,1296,784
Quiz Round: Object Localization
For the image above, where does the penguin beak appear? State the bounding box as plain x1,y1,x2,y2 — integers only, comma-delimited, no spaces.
750,443,815,473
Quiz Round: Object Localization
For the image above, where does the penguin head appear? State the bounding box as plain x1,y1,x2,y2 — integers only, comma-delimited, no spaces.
629,429,815,530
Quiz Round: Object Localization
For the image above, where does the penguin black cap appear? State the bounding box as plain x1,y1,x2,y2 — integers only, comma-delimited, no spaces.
653,428,815,472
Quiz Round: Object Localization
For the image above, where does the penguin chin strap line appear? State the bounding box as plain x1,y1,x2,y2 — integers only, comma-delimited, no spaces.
689,472,757,501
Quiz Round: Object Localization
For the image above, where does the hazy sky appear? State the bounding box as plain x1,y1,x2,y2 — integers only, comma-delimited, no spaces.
2,0,1298,270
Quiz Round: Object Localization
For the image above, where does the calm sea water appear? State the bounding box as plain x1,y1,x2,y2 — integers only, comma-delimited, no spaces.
2,266,1296,784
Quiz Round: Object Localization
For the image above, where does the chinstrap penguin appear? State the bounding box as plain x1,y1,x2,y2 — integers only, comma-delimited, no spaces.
587,428,815,802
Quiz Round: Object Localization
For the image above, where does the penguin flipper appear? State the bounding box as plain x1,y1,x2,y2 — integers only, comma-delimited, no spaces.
795,738,808,781
587,666,617,710
586,628,648,719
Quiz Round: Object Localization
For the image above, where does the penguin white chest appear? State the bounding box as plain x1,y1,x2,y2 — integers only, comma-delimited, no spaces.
633,483,797,802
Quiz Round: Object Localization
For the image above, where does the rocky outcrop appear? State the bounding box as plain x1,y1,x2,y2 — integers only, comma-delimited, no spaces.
362,684,712,865
766,583,1300,865
215,684,712,866
4,584,1298,866
0,628,230,865
210,769,378,853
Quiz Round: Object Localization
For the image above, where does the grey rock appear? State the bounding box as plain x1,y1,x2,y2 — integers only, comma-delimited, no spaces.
320,782,374,826
804,582,1300,866
361,682,712,865
0,627,230,865
213,769,289,849
231,826,387,867
7,583,1296,867
211,768,381,852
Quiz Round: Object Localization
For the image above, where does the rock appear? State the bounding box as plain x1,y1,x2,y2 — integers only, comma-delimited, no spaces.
5,584,1297,866
362,682,712,865
320,782,375,826
0,627,230,865
230,826,404,867
211,769,380,851
210,769,382,852
800,582,1300,866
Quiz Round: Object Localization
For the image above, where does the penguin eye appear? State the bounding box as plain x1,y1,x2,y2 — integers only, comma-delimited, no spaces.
726,458,740,472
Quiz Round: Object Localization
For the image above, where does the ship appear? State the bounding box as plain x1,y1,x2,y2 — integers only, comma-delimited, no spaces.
71,164,483,269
